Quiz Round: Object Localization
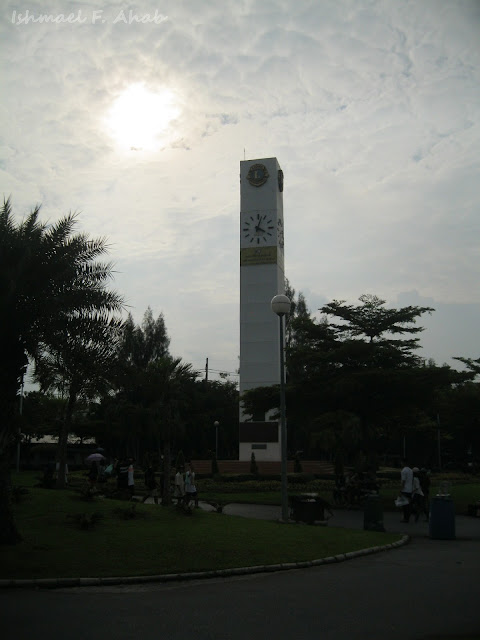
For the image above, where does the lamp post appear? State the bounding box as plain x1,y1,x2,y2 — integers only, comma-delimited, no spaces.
214,421,220,458
271,294,291,522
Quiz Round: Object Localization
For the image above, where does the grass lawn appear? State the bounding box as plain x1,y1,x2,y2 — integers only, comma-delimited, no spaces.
2,483,401,580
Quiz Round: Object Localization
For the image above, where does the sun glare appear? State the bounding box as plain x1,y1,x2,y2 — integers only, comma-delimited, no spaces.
106,84,180,151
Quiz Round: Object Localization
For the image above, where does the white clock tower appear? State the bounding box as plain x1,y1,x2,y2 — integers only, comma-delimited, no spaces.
239,157,285,461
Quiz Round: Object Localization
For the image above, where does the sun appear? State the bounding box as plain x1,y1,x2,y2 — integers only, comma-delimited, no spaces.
106,84,180,151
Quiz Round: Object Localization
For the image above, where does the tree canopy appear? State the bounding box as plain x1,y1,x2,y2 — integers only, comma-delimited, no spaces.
0,198,123,542
243,293,472,468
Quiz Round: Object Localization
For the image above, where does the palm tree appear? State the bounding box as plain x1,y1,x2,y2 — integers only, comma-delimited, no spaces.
34,311,123,488
0,198,124,543
142,357,198,504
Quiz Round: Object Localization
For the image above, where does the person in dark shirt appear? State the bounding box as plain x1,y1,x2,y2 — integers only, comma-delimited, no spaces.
117,458,129,490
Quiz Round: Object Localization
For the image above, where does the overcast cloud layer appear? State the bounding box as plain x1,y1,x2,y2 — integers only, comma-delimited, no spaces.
2,0,479,382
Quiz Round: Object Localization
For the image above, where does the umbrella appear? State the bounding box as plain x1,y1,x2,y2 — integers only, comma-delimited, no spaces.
85,453,105,463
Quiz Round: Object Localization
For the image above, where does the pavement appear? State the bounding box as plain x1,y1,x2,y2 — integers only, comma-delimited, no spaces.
2,500,479,639
210,501,480,541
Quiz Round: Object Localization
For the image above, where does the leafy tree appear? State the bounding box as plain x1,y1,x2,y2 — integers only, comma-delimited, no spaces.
434,377,480,464
243,293,468,466
183,379,239,460
0,198,123,543
453,356,480,378
119,308,170,368
33,310,123,487
284,278,310,351
103,308,171,457
20,392,64,442
139,357,198,504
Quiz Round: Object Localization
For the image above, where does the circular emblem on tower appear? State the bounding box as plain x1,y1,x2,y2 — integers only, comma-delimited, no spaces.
247,163,269,187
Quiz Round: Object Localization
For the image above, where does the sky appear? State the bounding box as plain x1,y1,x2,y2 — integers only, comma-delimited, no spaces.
2,0,479,386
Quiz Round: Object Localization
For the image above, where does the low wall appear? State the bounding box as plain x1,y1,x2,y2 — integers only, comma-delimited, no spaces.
190,460,334,475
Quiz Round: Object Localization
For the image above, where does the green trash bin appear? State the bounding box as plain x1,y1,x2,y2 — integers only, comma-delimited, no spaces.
429,495,455,539
363,493,385,532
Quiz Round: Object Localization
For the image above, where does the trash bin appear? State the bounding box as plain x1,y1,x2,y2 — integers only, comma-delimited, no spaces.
429,495,455,539
289,494,327,524
363,493,385,531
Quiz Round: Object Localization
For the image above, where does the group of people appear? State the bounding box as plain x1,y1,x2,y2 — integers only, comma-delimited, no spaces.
86,458,116,489
173,464,198,507
399,460,431,523
86,456,198,505
141,462,197,506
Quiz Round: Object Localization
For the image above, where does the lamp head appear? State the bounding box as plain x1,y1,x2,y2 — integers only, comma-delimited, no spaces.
271,294,291,317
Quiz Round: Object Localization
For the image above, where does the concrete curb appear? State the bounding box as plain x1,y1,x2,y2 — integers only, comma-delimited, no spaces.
0,534,410,590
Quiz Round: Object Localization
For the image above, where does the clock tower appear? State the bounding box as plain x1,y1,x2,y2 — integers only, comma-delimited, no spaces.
239,157,285,461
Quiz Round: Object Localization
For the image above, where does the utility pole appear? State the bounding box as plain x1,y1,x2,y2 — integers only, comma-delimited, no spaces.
205,357,208,382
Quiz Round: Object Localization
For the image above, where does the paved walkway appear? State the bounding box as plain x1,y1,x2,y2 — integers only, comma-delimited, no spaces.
205,501,480,541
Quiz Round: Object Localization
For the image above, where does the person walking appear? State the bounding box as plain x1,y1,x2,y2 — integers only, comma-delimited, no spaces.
117,457,129,491
174,466,185,505
55,461,69,485
411,467,425,522
87,461,98,494
127,457,135,499
184,463,197,507
419,468,431,521
400,459,414,523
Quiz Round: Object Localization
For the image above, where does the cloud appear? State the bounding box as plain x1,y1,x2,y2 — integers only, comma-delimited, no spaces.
1,0,479,379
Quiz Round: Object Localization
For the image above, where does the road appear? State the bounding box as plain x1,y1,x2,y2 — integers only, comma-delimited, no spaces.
2,509,479,640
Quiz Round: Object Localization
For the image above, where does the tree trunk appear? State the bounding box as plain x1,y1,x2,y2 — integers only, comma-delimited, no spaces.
0,375,23,544
0,455,22,544
56,389,77,489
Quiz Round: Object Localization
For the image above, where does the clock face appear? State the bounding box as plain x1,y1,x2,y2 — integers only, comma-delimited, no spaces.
242,213,275,245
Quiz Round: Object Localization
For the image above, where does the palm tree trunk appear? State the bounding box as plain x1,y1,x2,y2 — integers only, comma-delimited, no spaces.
56,389,77,489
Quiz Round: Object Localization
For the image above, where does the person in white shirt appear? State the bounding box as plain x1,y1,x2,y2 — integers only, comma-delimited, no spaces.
184,463,197,507
411,467,425,522
174,467,185,505
55,461,68,484
127,457,135,499
400,460,414,522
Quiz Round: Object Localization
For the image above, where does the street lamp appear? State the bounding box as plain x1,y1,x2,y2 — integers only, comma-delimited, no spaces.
271,294,291,522
214,421,220,458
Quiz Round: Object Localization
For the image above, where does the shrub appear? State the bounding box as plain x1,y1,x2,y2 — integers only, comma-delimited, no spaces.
294,454,303,473
11,486,30,504
250,453,259,475
67,512,104,530
288,473,315,484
